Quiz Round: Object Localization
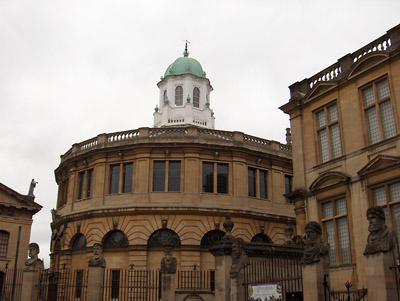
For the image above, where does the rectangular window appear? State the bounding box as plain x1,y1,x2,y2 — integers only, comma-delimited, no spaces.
123,163,133,193
109,165,120,194
0,231,9,257
59,178,69,207
372,182,400,243
285,175,293,203
77,171,85,199
259,170,268,199
202,162,229,194
362,78,396,145
248,168,256,197
111,270,120,299
77,170,93,199
153,161,181,192
86,169,93,198
75,270,83,299
315,103,342,163
321,198,351,266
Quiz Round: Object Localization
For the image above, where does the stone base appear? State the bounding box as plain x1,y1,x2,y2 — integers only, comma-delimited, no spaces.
87,267,105,300
365,251,397,301
21,270,41,301
302,256,329,301
161,273,175,301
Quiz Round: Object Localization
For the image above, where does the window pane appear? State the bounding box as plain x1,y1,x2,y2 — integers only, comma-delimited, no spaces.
217,164,228,194
373,187,387,205
202,162,214,193
259,170,267,199
318,129,329,163
335,198,347,215
380,100,396,139
109,165,120,194
323,220,336,266
153,161,165,192
362,86,375,106
285,175,292,203
337,217,351,265
365,107,380,144
316,110,326,128
193,87,200,108
86,170,93,198
391,204,400,244
175,86,183,106
330,124,342,159
111,270,120,299
389,183,400,202
328,105,338,122
168,161,181,192
248,168,256,197
78,171,85,199
322,202,333,218
377,80,390,100
0,231,9,257
123,163,133,193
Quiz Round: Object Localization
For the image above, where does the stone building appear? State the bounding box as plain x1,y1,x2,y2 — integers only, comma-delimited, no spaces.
49,45,295,275
0,181,42,270
280,24,400,290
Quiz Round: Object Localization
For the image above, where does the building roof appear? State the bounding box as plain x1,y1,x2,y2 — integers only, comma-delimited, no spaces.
0,182,42,213
163,46,207,79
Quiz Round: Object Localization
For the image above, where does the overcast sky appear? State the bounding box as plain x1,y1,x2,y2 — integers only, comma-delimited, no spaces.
1,0,399,267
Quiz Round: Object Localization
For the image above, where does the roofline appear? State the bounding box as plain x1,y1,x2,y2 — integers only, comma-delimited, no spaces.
0,182,42,212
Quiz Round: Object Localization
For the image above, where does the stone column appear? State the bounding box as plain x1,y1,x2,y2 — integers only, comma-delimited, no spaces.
302,256,329,300
161,273,175,301
87,266,105,300
211,247,232,301
21,270,41,301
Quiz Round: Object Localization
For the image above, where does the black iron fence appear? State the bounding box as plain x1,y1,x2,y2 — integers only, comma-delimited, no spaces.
323,274,367,301
243,248,303,301
39,268,88,301
177,270,215,291
103,268,160,301
0,267,23,301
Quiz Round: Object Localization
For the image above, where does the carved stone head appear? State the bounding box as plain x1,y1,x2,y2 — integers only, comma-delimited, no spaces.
366,206,386,233
305,221,322,245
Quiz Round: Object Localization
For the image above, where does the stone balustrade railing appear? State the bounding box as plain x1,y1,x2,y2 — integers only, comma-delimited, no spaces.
60,127,291,163
289,24,400,97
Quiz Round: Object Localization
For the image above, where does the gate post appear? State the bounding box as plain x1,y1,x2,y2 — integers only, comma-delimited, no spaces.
87,266,105,300
21,270,41,301
210,243,232,301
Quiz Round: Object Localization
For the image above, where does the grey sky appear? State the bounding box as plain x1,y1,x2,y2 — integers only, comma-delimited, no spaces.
1,0,399,266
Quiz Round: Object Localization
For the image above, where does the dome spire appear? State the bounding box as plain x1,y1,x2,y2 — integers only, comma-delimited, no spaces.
183,40,190,57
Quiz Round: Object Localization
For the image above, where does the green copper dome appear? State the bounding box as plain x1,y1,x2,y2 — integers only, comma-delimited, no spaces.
164,47,206,79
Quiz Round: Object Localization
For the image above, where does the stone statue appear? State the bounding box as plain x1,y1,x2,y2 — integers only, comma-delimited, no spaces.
28,179,38,196
160,245,177,274
284,225,305,247
364,206,397,255
301,221,330,264
24,243,44,271
230,238,249,277
88,243,106,267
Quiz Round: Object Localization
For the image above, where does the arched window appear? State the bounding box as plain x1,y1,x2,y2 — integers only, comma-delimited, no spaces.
0,231,9,257
163,90,167,102
251,233,272,243
193,87,200,108
175,86,183,106
71,234,87,250
148,229,181,247
201,230,225,247
103,230,129,248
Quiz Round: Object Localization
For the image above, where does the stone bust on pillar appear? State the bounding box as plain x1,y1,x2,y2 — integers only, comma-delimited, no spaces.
364,206,397,255
160,245,177,274
24,242,44,271
88,243,106,268
301,221,330,264
230,238,248,278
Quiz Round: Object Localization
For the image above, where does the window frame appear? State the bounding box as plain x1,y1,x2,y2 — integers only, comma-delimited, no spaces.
0,231,9,258
284,175,292,203
193,87,200,108
320,196,352,267
202,161,229,194
108,162,134,195
77,169,94,200
314,101,343,164
360,77,397,145
175,86,183,106
152,160,182,192
247,167,268,199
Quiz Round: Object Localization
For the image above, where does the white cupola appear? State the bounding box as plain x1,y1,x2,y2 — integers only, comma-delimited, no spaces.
153,43,215,129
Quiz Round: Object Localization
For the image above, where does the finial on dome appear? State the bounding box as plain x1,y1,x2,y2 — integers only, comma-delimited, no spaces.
183,40,190,57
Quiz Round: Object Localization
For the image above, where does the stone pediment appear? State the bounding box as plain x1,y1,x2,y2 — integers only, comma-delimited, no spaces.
347,53,388,78
305,82,337,101
309,171,350,193
0,182,42,212
358,155,400,177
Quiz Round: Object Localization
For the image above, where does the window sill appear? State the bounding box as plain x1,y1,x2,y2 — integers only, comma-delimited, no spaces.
361,134,399,152
314,155,346,170
329,263,355,270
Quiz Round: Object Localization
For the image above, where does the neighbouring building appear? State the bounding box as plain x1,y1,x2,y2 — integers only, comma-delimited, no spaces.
0,181,42,271
280,24,400,290
49,44,295,286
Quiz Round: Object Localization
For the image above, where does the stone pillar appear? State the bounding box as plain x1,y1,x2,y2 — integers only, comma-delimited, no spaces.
213,251,232,301
365,252,397,300
302,256,329,300
87,266,105,300
161,273,175,301
21,270,41,301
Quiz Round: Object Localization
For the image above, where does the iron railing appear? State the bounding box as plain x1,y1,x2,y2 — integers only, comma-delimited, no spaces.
0,267,23,301
323,274,367,301
177,270,215,291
